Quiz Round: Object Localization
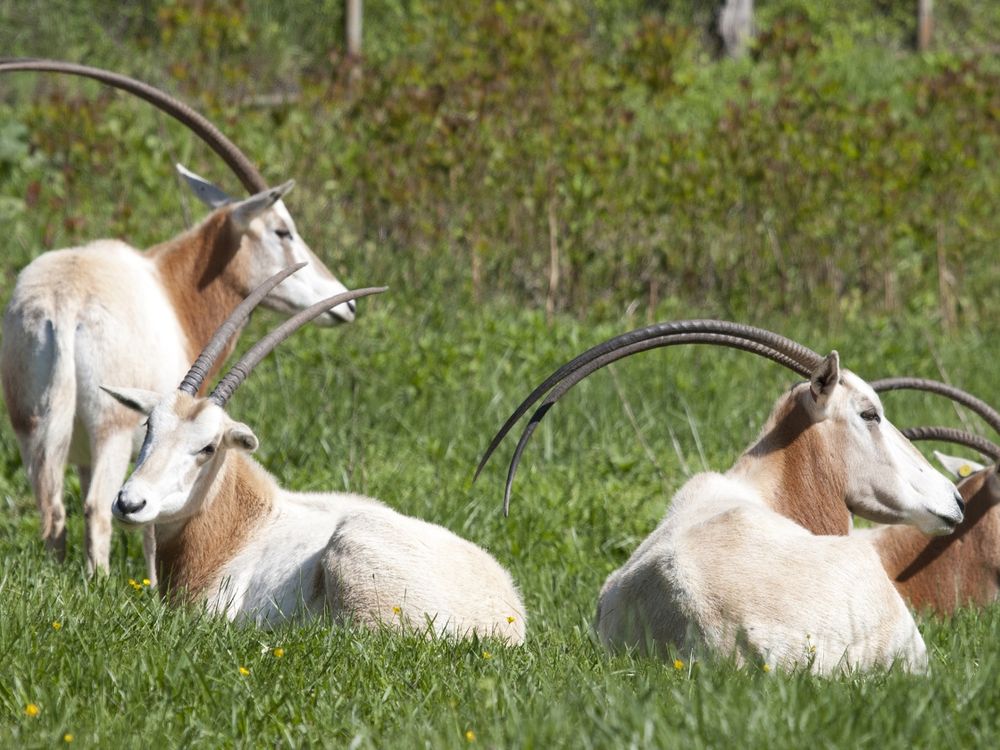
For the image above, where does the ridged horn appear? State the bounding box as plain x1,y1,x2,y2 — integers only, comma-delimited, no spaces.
178,263,307,396
871,377,1000,436
209,287,388,406
901,426,1000,464
495,333,813,515
475,319,825,515
0,58,266,192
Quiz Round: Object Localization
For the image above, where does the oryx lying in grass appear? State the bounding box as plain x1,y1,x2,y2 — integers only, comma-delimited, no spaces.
0,60,354,581
102,267,527,642
856,377,1000,616
477,321,964,673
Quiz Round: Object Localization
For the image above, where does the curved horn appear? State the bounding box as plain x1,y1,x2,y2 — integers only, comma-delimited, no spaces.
178,263,307,396
475,319,822,488
0,58,266,192
902,426,1000,463
495,333,812,515
871,377,1000,436
209,287,388,406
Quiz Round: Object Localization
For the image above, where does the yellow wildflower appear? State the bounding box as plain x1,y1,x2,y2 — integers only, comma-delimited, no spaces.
273,647,285,658
673,659,684,671
52,621,62,631
482,651,492,660
25,703,40,717
762,664,771,673
465,730,476,742
142,578,151,587
64,734,74,743
239,666,250,676
392,606,402,615
506,616,516,624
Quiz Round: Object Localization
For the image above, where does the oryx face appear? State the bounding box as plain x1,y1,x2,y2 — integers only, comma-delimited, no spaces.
102,388,258,528
807,366,965,535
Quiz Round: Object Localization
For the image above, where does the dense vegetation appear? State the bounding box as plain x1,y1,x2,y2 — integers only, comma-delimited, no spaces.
2,0,1000,323
1,2,999,747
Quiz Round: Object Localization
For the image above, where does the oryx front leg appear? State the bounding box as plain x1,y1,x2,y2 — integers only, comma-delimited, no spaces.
83,432,133,575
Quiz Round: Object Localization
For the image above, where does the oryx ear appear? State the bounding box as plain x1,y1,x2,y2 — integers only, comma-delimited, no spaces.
809,351,840,407
223,422,259,454
177,163,233,208
933,450,986,480
229,180,295,232
100,385,161,416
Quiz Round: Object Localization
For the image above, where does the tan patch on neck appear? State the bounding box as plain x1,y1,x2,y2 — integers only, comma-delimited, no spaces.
156,452,276,604
739,389,851,536
147,211,252,391
877,470,1000,615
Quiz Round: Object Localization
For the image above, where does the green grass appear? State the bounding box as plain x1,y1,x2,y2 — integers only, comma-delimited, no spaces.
3,2,1000,745
1,295,999,748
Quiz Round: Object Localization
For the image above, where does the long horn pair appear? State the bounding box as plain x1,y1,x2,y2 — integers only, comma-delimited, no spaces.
901,427,1000,463
475,320,826,515
872,377,1000,463
0,58,266,192
871,377,1000,436
177,265,386,406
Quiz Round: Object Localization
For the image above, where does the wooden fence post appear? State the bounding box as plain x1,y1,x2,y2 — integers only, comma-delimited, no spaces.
346,0,362,59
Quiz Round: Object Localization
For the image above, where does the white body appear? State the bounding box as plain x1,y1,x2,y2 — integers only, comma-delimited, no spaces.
200,471,526,638
104,390,527,643
597,473,926,673
1,170,353,579
590,360,962,674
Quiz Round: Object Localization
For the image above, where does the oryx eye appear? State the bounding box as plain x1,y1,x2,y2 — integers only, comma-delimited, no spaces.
275,228,292,240
199,444,216,456
860,408,881,424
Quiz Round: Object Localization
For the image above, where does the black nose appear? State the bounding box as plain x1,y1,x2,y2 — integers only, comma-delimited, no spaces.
954,492,965,516
115,490,146,515
347,299,357,313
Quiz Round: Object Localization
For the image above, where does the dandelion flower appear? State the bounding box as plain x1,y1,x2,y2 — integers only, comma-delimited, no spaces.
239,666,250,677
465,730,476,742
506,615,516,624
273,647,285,658
52,621,62,631
142,578,151,587
762,664,771,673
392,606,401,615
64,734,74,743
482,651,492,660
673,659,684,671
25,703,40,717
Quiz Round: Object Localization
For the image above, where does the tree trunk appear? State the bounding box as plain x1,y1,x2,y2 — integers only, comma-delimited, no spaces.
718,0,754,58
346,0,362,59
917,0,934,52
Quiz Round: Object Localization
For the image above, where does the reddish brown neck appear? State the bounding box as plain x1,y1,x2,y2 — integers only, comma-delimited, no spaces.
155,452,275,604
148,211,250,391
735,393,851,536
876,471,999,614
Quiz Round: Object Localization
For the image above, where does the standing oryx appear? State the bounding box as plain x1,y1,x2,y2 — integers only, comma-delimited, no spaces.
477,321,964,673
102,267,527,642
0,60,356,581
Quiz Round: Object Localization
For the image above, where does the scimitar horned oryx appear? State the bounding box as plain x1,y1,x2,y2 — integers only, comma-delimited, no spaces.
102,267,527,642
1,59,356,582
477,320,964,673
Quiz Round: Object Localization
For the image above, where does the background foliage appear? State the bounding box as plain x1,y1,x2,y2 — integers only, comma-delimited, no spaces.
1,1,999,747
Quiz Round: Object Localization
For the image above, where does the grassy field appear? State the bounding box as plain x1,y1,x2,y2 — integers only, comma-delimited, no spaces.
3,2,1000,747
1,297,999,748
